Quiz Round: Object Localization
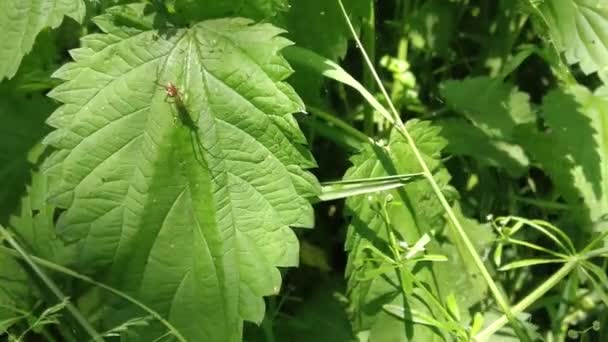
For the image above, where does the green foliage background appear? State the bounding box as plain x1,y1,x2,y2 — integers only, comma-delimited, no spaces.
0,0,607,341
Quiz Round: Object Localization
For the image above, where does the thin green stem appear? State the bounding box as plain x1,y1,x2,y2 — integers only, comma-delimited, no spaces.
582,247,608,259
361,0,376,135
336,1,525,339
474,258,579,340
0,244,187,342
0,226,103,342
504,238,569,259
581,231,608,254
512,196,569,211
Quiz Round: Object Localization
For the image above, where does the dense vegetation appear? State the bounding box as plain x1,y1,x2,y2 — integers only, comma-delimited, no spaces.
0,0,607,341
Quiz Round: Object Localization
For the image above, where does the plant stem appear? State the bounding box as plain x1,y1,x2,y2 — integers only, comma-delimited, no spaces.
0,226,104,342
0,243,187,342
336,0,526,339
361,0,376,135
474,258,579,340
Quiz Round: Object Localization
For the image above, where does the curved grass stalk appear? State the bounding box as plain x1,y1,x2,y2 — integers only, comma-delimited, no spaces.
0,232,186,342
336,0,527,339
0,225,103,342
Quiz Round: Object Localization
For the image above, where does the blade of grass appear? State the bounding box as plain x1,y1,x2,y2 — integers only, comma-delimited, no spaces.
317,173,425,201
0,241,187,342
283,46,394,125
0,225,103,342
336,0,526,339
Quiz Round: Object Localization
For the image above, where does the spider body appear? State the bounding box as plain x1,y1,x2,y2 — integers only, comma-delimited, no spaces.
164,82,179,99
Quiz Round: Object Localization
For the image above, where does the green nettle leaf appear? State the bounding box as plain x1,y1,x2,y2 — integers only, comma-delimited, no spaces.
440,77,534,139
438,77,533,176
0,0,85,80
436,119,529,177
538,0,608,76
279,0,372,103
43,8,319,341
516,84,608,226
175,0,288,22
344,120,492,340
281,0,371,62
0,94,53,223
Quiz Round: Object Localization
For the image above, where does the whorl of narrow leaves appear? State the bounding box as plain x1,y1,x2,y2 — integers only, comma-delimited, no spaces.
42,7,319,341
343,120,492,340
0,0,85,80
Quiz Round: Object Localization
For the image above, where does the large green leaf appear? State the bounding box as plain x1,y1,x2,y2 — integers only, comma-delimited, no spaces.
438,77,533,176
43,7,319,341
0,0,84,80
344,120,493,340
175,0,288,22
280,0,371,63
437,118,529,177
279,0,372,103
440,77,534,139
516,84,608,227
538,0,608,76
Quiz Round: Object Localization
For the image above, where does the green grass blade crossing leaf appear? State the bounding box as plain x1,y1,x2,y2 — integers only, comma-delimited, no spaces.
343,120,494,340
337,1,525,338
41,5,320,341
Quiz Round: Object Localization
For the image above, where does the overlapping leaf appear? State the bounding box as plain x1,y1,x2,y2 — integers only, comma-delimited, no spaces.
538,0,608,76
175,0,288,22
0,0,84,80
344,120,493,340
516,84,608,227
438,77,533,176
42,6,319,341
279,0,372,103
0,94,52,223
1,166,76,335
